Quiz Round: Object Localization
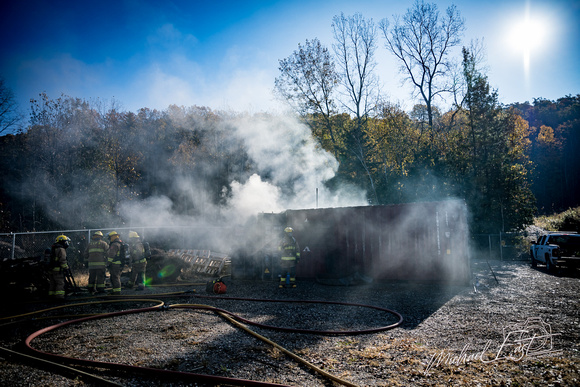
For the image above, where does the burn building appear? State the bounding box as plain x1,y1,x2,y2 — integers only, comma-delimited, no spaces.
235,199,470,283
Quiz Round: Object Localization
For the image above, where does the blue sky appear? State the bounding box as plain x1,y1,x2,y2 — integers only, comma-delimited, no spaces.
1,0,579,115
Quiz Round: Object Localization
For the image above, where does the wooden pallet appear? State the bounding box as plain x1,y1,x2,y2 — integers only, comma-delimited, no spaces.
167,249,230,276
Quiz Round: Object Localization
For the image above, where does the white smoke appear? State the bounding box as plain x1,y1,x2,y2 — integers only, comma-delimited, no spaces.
116,111,367,232
223,174,283,223
225,113,367,213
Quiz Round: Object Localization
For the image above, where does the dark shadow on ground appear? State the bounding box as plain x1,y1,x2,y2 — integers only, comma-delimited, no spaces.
530,263,580,278
199,276,469,331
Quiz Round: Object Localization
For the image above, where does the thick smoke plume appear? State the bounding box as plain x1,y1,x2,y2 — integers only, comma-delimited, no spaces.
119,113,366,226
107,112,368,251
100,112,367,254
224,113,366,211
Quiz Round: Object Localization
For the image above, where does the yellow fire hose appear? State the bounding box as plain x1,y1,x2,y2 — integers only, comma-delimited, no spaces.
172,303,359,387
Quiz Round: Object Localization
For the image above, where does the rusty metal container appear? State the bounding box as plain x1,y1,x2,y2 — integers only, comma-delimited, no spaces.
253,199,470,283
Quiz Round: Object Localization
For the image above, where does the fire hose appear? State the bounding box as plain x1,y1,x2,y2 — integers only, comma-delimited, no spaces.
0,299,166,386
4,293,403,386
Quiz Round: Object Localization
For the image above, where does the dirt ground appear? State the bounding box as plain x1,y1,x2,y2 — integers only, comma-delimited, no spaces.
0,258,579,386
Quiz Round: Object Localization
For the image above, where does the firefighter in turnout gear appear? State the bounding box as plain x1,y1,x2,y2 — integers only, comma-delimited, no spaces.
126,231,148,291
48,234,71,300
107,231,123,295
278,227,300,288
86,231,109,294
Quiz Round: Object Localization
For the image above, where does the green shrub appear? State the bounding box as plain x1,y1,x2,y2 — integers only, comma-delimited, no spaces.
534,207,580,232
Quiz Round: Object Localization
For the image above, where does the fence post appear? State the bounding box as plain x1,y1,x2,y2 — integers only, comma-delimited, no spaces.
11,233,16,260
488,235,492,260
500,231,503,261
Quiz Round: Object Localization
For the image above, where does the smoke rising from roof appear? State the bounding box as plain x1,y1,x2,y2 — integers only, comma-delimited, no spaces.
9,94,371,259
226,113,365,209
116,111,367,231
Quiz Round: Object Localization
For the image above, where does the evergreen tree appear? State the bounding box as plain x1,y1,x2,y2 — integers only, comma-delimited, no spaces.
461,48,534,232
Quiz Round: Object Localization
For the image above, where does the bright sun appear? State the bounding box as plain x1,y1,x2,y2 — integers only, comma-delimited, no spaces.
509,16,546,53
507,3,550,76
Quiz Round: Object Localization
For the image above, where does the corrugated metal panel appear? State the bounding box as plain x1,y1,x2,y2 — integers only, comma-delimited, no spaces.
284,200,469,282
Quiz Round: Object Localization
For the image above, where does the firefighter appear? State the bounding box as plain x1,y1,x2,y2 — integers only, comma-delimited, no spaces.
126,231,147,291
107,231,124,295
278,226,300,288
48,234,71,300
86,231,109,294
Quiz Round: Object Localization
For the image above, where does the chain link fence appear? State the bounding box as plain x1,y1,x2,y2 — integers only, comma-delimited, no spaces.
471,232,533,261
0,226,235,270
3,227,538,271
1,230,97,270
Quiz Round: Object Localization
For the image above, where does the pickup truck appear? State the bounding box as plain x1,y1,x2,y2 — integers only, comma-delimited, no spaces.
530,232,580,272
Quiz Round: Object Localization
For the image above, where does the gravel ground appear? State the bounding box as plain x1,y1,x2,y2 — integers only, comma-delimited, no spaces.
0,258,579,386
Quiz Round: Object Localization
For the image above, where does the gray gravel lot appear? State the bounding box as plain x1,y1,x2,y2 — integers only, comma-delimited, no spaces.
1,258,579,386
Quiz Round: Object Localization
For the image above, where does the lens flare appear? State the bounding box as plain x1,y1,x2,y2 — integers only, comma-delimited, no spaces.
157,264,176,279
506,1,551,85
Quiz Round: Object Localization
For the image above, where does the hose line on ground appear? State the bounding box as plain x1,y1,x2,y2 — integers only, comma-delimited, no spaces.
215,309,359,387
24,305,291,387
0,344,122,386
0,299,166,387
187,294,404,335
0,299,166,324
23,297,402,386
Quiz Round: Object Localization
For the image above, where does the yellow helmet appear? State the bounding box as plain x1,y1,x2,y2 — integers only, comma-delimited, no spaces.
93,231,103,238
56,234,71,247
56,234,70,243
108,231,119,240
128,231,139,238
284,227,293,233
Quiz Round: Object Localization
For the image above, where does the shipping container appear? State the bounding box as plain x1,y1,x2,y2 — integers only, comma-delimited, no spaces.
239,199,470,283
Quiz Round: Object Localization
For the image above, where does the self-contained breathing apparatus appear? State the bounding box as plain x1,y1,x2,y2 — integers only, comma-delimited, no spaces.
48,237,81,294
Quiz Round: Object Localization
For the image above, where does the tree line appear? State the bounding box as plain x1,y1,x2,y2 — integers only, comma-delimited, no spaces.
273,2,579,232
0,1,579,235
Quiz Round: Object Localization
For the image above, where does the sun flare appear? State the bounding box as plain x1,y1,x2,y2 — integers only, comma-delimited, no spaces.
506,2,551,78
508,16,546,53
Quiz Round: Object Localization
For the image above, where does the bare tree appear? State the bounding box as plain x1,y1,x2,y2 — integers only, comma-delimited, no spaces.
275,39,340,144
332,12,379,203
0,77,22,135
380,1,464,129
332,12,379,121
